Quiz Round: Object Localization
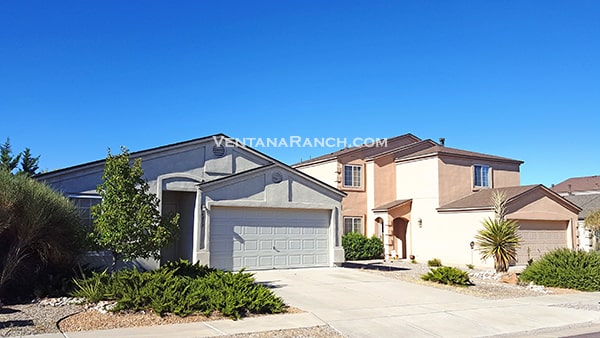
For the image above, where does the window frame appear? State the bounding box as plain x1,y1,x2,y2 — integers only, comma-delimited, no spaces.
343,216,364,235
343,164,363,189
68,194,102,228
473,164,492,189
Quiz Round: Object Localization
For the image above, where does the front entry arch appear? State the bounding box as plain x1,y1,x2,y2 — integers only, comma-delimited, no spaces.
392,218,408,259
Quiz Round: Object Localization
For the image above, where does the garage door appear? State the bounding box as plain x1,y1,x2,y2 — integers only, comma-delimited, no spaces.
515,220,568,264
209,207,331,271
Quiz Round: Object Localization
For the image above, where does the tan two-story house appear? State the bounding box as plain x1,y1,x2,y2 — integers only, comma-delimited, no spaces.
295,134,580,267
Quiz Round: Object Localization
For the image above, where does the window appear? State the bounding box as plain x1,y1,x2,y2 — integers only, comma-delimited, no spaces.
69,195,101,228
344,217,363,235
343,164,362,188
473,165,491,188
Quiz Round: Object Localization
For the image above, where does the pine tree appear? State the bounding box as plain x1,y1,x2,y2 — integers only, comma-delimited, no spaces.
18,148,40,176
90,147,179,269
0,138,21,174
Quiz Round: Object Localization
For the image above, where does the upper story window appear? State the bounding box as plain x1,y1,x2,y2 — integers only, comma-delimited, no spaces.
343,164,363,188
473,165,491,188
343,216,363,235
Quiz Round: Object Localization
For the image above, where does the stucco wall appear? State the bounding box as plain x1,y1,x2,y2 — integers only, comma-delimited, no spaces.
296,160,338,188
437,156,520,206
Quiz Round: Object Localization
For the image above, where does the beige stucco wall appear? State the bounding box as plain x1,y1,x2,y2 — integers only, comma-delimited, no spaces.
296,159,338,188
437,156,521,206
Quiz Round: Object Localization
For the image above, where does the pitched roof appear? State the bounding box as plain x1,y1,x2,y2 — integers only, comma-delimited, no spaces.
293,133,421,167
438,185,538,211
563,194,600,219
552,175,600,194
396,145,523,164
373,199,411,212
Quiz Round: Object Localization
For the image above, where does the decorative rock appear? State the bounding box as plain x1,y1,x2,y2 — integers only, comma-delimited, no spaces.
499,272,519,285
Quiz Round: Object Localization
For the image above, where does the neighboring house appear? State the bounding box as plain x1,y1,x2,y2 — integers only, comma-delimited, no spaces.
294,134,581,267
553,175,600,251
36,134,345,271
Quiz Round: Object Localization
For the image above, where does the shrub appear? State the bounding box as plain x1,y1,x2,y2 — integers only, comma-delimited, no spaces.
71,260,285,319
422,266,472,286
342,233,384,260
465,264,475,270
427,258,442,267
0,171,84,301
519,249,600,291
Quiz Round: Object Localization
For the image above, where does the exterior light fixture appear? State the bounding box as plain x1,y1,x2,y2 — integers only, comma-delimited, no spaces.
418,218,423,227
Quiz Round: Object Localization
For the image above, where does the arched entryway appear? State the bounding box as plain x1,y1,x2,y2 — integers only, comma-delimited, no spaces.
392,218,408,259
374,217,384,241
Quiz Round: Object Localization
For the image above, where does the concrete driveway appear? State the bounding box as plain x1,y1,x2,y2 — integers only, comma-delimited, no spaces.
253,267,600,338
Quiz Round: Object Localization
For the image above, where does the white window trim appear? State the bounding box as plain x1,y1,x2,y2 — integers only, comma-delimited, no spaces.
343,164,363,189
343,216,364,235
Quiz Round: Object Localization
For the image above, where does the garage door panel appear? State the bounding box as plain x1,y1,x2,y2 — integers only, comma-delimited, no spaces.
210,207,330,271
516,220,568,264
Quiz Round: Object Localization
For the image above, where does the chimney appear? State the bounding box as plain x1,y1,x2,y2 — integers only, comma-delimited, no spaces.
439,137,445,146
568,184,572,195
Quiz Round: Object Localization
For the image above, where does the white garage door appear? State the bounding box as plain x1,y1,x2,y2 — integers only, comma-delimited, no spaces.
209,207,331,271
515,220,568,264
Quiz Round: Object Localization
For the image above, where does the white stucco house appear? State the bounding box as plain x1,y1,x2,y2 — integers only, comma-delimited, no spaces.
36,134,346,271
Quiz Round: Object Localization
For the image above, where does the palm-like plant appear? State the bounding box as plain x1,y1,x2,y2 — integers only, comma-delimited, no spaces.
475,218,520,272
475,191,521,273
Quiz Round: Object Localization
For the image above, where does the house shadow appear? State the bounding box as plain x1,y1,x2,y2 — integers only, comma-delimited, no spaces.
256,280,287,289
0,319,34,329
341,261,410,272
0,307,20,315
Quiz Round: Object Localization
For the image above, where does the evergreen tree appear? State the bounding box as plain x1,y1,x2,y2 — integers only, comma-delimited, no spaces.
18,148,40,177
0,138,21,174
90,147,179,269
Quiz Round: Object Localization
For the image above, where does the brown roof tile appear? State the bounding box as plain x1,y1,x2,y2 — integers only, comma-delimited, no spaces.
438,185,540,210
373,199,412,211
396,145,523,164
552,175,600,194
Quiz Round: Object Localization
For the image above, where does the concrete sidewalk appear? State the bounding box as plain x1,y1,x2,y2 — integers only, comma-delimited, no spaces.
28,312,327,338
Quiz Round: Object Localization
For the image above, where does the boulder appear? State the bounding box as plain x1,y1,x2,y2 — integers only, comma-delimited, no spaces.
499,272,519,284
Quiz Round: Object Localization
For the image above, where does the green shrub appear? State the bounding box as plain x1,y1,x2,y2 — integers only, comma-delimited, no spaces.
465,264,475,270
427,258,442,267
342,232,384,260
422,266,472,286
519,248,600,291
0,171,84,301
71,260,284,319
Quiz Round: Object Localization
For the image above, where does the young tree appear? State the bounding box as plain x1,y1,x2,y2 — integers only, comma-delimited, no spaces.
475,191,521,272
0,138,21,174
90,147,179,269
18,148,40,177
585,209,600,250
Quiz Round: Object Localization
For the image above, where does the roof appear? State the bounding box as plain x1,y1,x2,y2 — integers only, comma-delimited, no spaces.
396,145,523,164
564,194,600,219
35,134,227,179
293,133,421,167
552,175,600,194
438,184,581,214
373,199,411,212
33,134,346,197
438,185,539,211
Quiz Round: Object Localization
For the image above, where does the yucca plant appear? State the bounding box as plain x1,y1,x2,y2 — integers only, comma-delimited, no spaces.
475,191,521,273
475,218,520,272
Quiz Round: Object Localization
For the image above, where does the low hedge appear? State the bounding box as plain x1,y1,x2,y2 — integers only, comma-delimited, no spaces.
72,260,284,319
422,266,472,286
519,248,600,291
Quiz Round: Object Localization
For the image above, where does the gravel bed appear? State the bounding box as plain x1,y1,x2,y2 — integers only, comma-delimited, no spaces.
0,300,83,337
348,260,580,299
222,325,343,337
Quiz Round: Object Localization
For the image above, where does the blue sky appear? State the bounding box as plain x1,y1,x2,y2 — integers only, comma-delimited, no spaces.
1,1,598,187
